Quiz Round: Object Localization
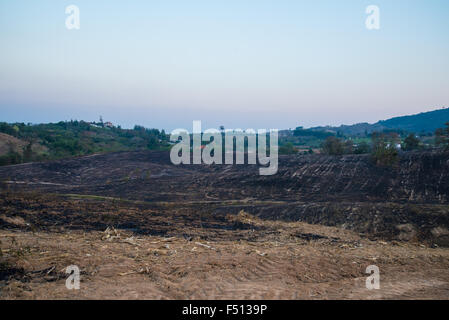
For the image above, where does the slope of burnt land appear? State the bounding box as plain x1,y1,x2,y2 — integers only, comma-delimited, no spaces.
0,150,449,244
1,150,449,203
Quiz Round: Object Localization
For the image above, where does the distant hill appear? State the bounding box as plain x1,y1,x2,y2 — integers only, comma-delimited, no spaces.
0,132,26,156
0,121,170,166
310,108,449,135
2,107,449,165
378,108,449,133
0,132,48,157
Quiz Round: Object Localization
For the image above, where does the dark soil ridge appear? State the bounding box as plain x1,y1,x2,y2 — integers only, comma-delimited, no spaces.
1,150,449,244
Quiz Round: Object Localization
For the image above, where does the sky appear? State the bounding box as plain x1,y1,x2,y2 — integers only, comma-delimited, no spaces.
1,0,449,131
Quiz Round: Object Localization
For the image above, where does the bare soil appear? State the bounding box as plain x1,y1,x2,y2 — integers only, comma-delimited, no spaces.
1,150,449,299
1,193,448,300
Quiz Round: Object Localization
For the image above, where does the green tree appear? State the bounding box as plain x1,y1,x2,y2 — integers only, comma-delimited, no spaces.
402,133,420,151
321,136,344,155
279,142,297,155
354,141,371,154
435,122,449,150
22,141,34,162
371,132,400,167
0,142,22,166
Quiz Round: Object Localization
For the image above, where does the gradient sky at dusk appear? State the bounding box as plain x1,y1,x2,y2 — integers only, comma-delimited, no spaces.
1,0,448,130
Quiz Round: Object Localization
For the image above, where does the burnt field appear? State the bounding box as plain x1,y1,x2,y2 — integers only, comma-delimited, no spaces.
1,150,449,299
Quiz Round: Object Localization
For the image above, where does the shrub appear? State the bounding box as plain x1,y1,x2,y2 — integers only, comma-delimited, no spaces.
371,132,399,167
354,141,371,154
402,133,420,151
279,142,298,155
435,122,449,150
321,136,344,155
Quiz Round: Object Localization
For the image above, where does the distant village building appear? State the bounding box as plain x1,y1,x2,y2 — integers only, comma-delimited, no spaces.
88,121,113,128
89,122,101,128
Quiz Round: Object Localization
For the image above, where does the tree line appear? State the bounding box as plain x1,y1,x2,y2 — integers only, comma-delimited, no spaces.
320,122,449,167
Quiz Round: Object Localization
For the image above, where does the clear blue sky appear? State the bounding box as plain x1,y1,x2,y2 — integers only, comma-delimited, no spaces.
1,0,448,131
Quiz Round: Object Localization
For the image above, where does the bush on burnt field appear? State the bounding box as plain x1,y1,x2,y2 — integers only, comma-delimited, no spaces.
370,132,400,167
435,122,449,150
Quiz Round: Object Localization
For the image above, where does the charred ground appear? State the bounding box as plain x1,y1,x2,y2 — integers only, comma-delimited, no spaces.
1,150,449,244
1,150,449,299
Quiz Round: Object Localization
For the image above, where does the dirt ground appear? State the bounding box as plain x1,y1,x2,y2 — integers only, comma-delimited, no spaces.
1,194,449,300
